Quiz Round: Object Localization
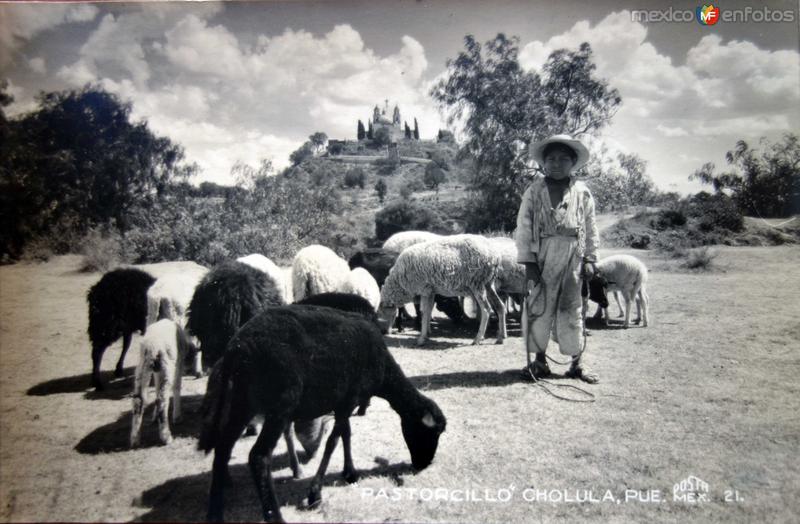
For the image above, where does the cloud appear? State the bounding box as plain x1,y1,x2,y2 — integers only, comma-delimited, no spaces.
656,124,689,137
28,57,45,74
0,4,99,67
52,13,441,182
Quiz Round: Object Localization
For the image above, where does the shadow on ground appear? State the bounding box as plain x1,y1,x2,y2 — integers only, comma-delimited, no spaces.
76,394,206,454
27,367,136,398
133,457,414,522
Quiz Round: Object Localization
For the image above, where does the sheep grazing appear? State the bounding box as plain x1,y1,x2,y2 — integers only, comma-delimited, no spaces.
236,254,293,305
486,236,525,311
198,305,447,523
588,254,650,328
186,261,285,370
87,268,156,390
378,234,506,346
382,230,443,252
291,245,350,302
341,267,381,311
130,319,197,447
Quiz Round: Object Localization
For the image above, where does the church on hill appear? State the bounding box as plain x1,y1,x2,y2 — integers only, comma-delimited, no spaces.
365,100,418,142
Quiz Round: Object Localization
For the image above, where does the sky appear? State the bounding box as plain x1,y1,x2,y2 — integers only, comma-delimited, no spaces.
1,0,798,193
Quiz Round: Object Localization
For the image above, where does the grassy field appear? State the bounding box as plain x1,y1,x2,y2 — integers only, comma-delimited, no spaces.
1,244,799,522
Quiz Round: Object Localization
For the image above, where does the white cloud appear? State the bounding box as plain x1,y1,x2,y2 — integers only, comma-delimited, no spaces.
51,13,442,183
517,10,800,193
28,57,45,74
0,4,99,67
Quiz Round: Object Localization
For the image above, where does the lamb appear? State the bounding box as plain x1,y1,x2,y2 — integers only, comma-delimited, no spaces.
382,230,443,252
130,319,197,447
291,245,351,302
87,267,156,390
341,267,381,311
198,305,447,523
237,254,293,305
378,234,506,346
587,254,650,328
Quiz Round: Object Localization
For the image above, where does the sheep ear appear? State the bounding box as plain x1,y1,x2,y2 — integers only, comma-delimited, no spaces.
422,412,436,428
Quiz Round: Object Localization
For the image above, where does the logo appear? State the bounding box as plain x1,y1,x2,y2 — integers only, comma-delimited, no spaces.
673,475,710,503
696,4,720,25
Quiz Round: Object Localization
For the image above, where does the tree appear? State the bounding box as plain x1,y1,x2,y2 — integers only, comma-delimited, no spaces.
308,132,328,154
0,85,195,259
690,134,800,217
373,126,392,147
413,118,420,140
437,129,455,143
431,34,621,231
367,121,374,140
289,141,315,166
583,151,656,211
424,162,447,191
374,199,445,240
357,120,366,140
405,122,411,139
374,178,388,203
343,167,366,189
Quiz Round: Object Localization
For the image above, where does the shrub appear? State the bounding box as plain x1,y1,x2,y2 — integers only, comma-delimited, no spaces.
374,199,446,240
684,192,743,232
375,157,400,175
651,209,687,230
79,227,124,272
343,168,366,189
684,247,716,270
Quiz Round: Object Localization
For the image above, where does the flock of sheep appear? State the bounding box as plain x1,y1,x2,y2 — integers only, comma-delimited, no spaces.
85,230,649,522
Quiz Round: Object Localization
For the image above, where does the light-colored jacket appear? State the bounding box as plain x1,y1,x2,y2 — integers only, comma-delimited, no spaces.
515,174,599,264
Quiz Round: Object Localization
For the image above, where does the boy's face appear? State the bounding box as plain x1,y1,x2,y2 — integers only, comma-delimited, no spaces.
543,147,576,180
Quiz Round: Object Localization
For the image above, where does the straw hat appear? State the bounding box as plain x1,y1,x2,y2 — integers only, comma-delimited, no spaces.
529,134,590,171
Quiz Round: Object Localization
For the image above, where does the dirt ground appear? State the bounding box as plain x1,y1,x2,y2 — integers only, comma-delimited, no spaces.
1,245,799,523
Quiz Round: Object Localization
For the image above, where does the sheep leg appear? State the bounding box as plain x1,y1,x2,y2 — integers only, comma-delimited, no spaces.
471,289,492,346
623,293,632,329
639,287,649,327
283,426,303,479
115,332,132,378
339,418,358,484
415,294,434,346
614,292,624,318
485,284,506,343
130,361,151,448
307,421,344,508
248,420,286,524
91,344,106,390
173,351,183,423
207,410,251,522
154,371,172,445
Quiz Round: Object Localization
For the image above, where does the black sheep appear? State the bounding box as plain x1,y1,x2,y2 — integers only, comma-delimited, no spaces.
186,261,284,370
296,291,379,326
87,268,156,390
199,305,447,523
348,248,464,330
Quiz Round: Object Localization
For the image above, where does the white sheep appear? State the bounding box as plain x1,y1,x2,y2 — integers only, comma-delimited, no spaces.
382,231,443,253
237,254,292,304
341,267,381,311
146,267,209,327
291,245,351,302
378,234,506,346
130,319,196,447
589,254,650,328
485,236,525,301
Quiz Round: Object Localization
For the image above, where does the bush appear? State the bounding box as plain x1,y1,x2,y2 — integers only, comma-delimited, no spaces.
684,192,743,232
375,157,400,175
343,168,366,189
684,247,716,270
650,209,687,230
79,227,124,272
374,199,446,240
373,127,392,147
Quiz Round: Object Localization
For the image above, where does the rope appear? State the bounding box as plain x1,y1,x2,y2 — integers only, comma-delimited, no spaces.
521,278,596,403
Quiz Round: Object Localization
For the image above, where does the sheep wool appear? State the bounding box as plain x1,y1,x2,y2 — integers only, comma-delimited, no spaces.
237,254,292,305
382,230,443,252
291,244,351,302
342,267,381,311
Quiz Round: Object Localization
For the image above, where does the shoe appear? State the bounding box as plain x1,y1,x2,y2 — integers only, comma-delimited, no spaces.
565,365,599,384
522,359,551,380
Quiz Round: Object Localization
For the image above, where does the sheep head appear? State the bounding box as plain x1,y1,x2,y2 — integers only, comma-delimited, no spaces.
401,397,446,470
587,274,610,308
